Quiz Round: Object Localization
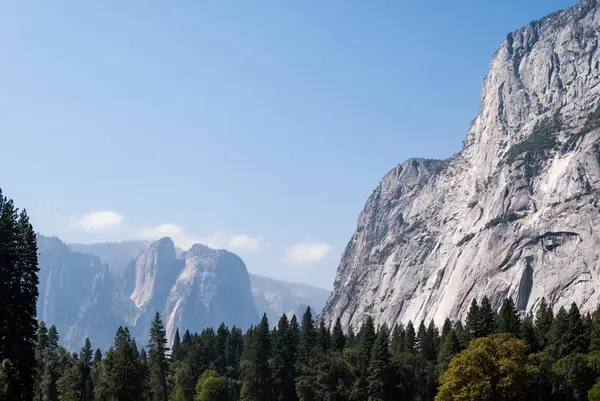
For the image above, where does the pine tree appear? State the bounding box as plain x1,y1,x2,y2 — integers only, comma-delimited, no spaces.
437,330,461,375
317,320,331,352
240,314,272,401
590,307,600,352
353,317,376,401
454,320,468,349
422,320,438,361
479,296,497,336
171,329,182,362
367,324,392,401
496,297,521,336
548,306,570,359
347,326,356,348
34,322,50,401
214,323,229,376
331,317,346,352
520,313,537,352
0,193,39,401
182,330,193,353
566,302,589,354
0,195,18,369
441,318,452,339
271,314,297,401
148,312,169,401
465,298,481,340
295,308,317,401
80,338,94,401
55,354,81,401
225,326,243,380
404,321,416,354
15,210,39,400
534,297,554,351
390,323,405,357
48,325,59,349
103,327,145,401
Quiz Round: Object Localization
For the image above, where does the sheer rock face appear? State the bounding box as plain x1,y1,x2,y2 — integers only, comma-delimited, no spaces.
162,244,259,343
37,235,128,351
37,235,258,350
126,240,259,345
321,0,600,331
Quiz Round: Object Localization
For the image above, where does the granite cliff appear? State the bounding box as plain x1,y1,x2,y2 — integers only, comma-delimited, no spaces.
322,0,600,331
38,235,327,350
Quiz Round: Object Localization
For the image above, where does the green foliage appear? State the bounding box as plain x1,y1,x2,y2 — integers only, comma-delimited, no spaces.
102,327,146,401
535,298,554,351
436,334,530,401
0,203,594,401
240,314,271,401
148,312,170,401
496,297,521,336
456,233,474,247
194,370,230,401
404,321,416,354
505,116,561,165
484,212,526,229
23,297,600,401
270,314,296,401
331,318,346,352
465,297,496,340
0,189,40,400
590,379,600,401
563,104,600,152
367,324,393,401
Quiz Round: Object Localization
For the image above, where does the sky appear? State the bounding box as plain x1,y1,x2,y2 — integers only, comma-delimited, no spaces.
0,0,579,289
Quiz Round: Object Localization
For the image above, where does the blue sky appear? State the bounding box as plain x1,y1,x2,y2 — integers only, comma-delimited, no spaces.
0,0,578,288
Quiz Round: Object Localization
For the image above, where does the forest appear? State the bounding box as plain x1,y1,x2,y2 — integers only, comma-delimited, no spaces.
3,190,600,401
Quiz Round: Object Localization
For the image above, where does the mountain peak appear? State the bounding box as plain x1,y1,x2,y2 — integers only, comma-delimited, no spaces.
322,1,600,331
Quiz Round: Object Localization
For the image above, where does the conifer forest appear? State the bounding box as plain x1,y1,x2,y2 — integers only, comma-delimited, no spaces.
5,194,600,401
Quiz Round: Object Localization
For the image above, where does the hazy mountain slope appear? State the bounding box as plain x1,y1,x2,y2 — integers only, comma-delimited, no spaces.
322,0,600,331
37,235,260,349
249,274,330,324
37,235,133,350
69,240,150,274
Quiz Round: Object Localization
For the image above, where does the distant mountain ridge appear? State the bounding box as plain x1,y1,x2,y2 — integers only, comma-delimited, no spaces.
69,240,151,274
249,273,330,325
36,234,329,350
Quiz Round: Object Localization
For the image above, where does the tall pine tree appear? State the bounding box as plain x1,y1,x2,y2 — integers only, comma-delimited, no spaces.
295,308,317,401
240,314,272,401
271,314,297,401
496,297,521,336
0,192,39,400
148,312,170,401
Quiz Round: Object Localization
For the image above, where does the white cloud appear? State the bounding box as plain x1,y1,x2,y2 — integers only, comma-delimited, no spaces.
205,234,264,252
137,223,183,239
71,210,123,231
284,240,331,265
136,224,264,252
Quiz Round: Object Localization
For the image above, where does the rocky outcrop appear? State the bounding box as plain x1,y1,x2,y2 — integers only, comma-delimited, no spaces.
162,244,258,343
249,274,330,325
321,0,600,331
37,235,131,351
37,235,260,349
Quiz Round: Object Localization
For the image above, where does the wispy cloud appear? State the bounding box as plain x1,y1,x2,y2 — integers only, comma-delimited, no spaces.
136,223,264,252
71,210,123,231
284,240,331,265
